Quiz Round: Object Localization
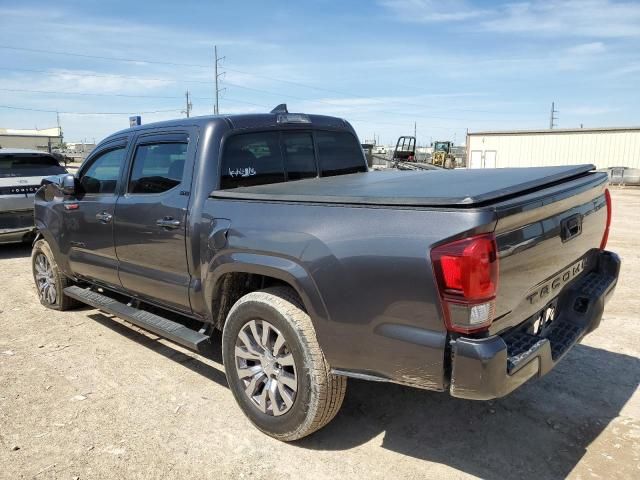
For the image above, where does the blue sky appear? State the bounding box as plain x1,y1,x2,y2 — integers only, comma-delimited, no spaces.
0,0,639,145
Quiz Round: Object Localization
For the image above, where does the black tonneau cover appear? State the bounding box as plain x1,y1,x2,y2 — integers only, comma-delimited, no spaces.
212,164,595,207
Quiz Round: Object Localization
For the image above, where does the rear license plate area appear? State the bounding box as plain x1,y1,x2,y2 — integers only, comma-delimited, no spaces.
526,299,559,337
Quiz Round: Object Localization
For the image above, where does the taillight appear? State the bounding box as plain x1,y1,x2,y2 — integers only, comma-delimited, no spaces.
600,188,612,250
431,233,499,334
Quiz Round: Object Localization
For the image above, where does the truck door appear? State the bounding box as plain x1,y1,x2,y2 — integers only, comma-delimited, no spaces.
65,140,128,288
114,131,195,313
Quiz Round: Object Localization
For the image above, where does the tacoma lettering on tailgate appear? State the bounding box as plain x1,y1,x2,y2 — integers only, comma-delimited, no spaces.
526,258,587,305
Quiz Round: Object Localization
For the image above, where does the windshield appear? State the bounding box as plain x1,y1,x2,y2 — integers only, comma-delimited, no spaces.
434,142,449,152
0,154,66,178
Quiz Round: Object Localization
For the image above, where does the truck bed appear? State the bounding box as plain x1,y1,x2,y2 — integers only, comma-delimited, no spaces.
212,164,595,207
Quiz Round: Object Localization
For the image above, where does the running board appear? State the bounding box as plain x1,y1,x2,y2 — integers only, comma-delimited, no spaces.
64,285,212,354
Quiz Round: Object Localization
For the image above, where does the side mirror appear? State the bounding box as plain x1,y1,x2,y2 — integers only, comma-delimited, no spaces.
61,174,76,196
40,173,76,196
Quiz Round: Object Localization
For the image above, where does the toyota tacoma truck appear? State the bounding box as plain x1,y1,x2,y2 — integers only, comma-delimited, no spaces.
32,107,620,441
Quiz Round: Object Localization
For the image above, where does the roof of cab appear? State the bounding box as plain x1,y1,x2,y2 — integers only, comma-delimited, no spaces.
105,112,351,141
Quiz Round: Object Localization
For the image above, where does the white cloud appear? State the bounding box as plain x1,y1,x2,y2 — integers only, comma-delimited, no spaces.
380,0,640,38
46,70,173,93
566,42,606,56
379,0,488,22
607,62,640,77
482,1,640,38
563,105,619,116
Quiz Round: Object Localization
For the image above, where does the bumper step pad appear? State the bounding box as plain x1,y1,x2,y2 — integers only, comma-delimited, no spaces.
64,286,211,354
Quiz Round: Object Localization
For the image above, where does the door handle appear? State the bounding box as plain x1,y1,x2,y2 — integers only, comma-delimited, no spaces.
156,217,181,229
96,211,113,223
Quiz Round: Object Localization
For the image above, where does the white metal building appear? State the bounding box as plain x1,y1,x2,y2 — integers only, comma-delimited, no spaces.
466,126,640,169
0,127,62,152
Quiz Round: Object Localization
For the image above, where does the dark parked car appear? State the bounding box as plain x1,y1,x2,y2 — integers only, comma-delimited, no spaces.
0,149,67,244
32,108,619,440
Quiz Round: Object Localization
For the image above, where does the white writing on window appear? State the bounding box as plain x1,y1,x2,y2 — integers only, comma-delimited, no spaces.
228,167,257,178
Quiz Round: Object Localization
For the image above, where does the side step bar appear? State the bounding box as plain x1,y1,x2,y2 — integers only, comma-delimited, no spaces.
64,285,212,354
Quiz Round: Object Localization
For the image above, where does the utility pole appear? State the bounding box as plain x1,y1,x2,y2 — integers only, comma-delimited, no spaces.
414,121,417,139
184,90,192,118
56,111,63,148
549,102,558,129
214,45,225,115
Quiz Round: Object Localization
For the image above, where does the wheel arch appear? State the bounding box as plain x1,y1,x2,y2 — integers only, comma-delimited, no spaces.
205,252,330,334
33,223,73,276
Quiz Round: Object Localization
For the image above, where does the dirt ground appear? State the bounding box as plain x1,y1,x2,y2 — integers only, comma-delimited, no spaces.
1,188,639,480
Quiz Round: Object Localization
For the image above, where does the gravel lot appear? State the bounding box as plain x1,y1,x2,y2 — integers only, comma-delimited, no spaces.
1,188,639,480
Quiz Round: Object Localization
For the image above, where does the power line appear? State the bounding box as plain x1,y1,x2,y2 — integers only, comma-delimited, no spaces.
224,64,500,115
0,46,528,117
223,81,478,122
0,87,185,99
0,66,212,85
0,86,271,109
0,104,182,115
0,101,454,130
0,45,210,68
0,44,403,107
0,71,498,122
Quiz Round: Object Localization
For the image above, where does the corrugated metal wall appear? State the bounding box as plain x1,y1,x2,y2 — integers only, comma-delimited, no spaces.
0,135,60,151
466,130,640,169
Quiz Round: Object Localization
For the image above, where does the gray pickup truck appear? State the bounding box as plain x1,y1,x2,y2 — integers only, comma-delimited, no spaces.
32,108,619,441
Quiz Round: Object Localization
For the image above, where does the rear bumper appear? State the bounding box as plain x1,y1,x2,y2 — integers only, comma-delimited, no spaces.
449,250,620,400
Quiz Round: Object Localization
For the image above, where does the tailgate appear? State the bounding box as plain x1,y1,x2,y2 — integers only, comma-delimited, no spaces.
489,171,609,335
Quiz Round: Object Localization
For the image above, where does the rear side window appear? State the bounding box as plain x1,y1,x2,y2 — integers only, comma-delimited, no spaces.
0,154,66,178
220,132,285,189
129,143,187,194
316,131,366,177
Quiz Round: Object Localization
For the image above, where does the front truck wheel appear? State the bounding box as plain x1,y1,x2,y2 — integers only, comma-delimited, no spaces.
31,239,80,311
222,287,347,441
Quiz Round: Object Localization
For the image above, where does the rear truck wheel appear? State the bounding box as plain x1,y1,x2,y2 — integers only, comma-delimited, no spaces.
31,239,80,311
222,287,347,441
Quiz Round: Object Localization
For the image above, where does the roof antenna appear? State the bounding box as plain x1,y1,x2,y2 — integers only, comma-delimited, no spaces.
270,104,288,114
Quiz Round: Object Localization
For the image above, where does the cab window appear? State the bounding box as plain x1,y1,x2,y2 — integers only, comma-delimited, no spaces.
220,132,285,189
219,129,365,189
282,132,317,180
128,142,187,194
316,131,367,177
79,147,125,195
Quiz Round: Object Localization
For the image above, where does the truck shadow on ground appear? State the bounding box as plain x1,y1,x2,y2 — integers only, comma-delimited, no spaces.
298,345,639,480
88,313,228,388
0,243,32,259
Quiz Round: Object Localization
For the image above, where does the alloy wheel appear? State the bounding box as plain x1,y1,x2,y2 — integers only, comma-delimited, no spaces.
34,253,57,305
234,319,298,416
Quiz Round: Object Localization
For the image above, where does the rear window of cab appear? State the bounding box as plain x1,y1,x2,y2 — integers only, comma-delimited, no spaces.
0,154,66,178
219,130,366,189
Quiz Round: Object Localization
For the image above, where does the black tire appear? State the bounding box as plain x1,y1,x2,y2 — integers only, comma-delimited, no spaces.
222,287,346,441
31,239,80,311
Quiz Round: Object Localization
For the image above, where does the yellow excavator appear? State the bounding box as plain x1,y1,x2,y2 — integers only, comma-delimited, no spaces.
431,141,455,169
